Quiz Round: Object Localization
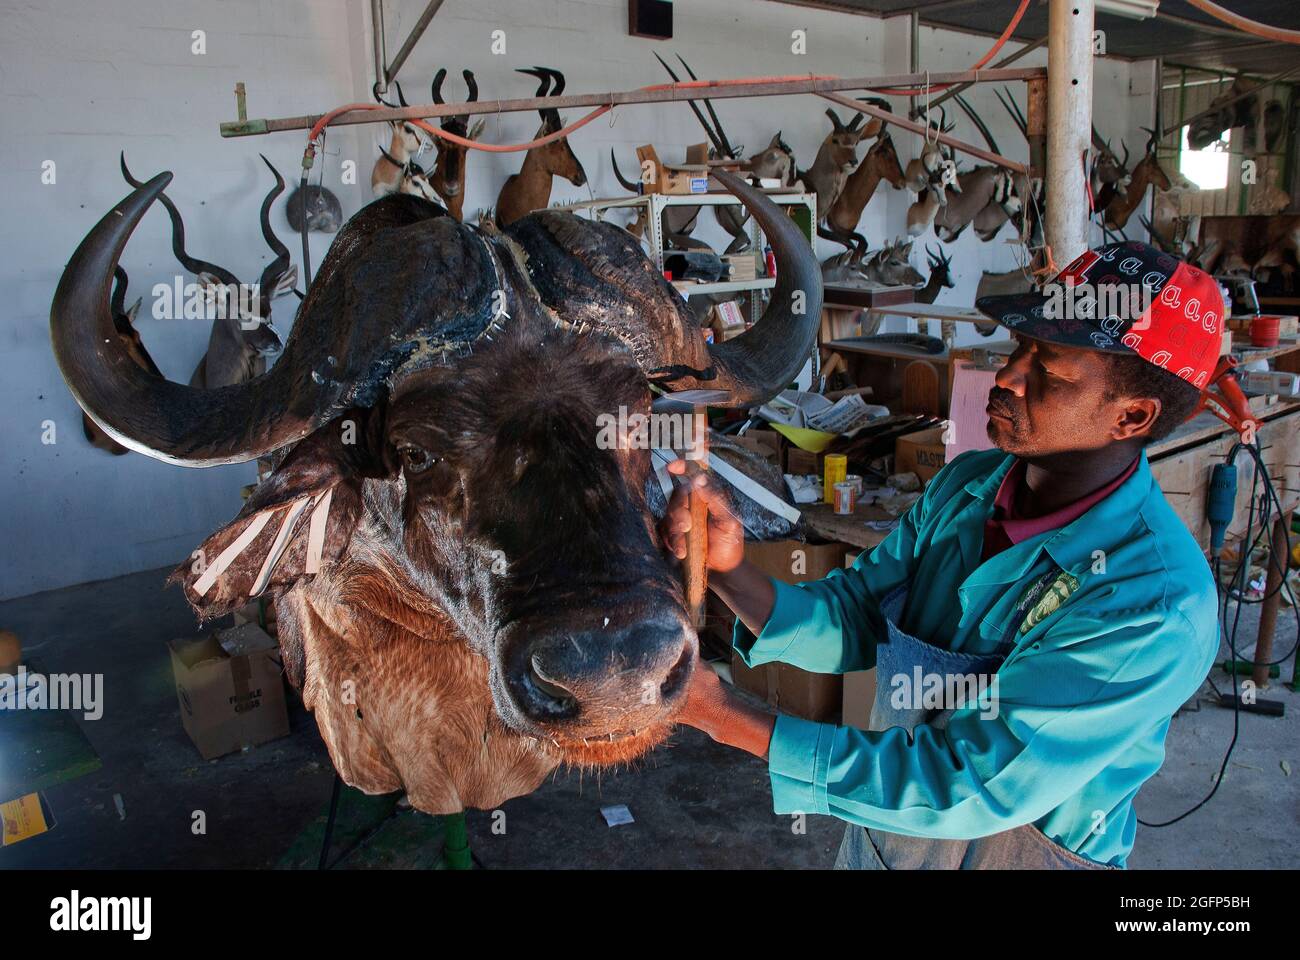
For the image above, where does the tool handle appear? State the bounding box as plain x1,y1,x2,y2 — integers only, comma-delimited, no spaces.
685,480,708,629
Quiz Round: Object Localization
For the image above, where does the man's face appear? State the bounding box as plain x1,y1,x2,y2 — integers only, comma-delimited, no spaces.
985,335,1134,457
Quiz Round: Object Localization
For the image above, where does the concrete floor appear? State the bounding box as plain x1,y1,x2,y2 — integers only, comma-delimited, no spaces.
0,564,1296,870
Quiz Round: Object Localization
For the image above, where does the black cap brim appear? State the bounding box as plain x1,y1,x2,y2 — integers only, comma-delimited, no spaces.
974,292,1138,355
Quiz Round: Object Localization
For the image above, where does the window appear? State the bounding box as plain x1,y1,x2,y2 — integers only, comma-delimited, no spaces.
1179,126,1229,190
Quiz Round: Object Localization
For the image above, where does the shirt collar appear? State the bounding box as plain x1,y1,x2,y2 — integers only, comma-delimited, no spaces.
958,449,1154,583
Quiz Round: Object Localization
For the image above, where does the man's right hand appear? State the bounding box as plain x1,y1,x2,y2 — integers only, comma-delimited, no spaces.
659,460,745,573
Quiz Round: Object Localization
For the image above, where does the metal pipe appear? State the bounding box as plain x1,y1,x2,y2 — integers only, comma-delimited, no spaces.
220,67,1047,138
910,11,920,122
370,0,388,96
385,0,446,86
819,90,1030,173
1045,0,1094,265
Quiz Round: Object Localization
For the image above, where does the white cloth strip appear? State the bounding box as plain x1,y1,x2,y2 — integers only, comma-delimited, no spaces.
304,487,334,575
250,496,313,597
192,510,276,598
650,448,675,502
707,453,803,525
655,447,802,526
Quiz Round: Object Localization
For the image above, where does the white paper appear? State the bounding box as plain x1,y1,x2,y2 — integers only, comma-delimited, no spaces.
600,804,635,827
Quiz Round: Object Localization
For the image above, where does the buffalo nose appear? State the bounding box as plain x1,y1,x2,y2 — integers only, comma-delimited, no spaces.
504,614,692,728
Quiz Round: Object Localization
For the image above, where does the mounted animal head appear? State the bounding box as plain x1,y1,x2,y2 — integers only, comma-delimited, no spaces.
120,153,294,388
746,132,796,184
429,68,486,221
822,109,869,171
1104,130,1172,231
52,171,821,798
824,128,906,251
905,107,958,202
820,246,872,285
375,81,430,159
370,82,432,198
866,130,906,190
866,239,924,287
519,66,587,185
1188,78,1253,151
923,243,955,290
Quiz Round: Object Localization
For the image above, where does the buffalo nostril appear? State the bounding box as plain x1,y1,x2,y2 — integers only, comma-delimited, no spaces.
529,654,577,707
659,643,692,701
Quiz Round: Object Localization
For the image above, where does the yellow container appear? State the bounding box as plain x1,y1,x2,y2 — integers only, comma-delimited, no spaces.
823,454,847,504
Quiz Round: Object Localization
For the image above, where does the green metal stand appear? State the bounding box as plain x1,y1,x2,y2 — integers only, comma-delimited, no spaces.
438,811,472,870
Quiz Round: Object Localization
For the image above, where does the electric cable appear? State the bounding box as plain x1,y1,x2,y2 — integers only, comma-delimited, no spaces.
1138,437,1298,827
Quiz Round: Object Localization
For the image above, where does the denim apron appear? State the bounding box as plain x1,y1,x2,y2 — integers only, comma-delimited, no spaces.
832,585,1112,870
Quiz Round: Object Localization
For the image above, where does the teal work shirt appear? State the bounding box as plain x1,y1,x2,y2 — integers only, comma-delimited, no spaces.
735,448,1218,867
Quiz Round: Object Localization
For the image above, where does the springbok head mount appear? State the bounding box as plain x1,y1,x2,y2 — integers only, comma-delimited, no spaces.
375,80,430,159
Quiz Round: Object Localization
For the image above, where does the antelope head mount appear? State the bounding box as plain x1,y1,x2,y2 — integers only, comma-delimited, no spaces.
798,108,869,222
370,81,432,197
120,153,296,390
824,111,906,253
429,68,485,221
495,66,587,227
916,243,956,304
1104,128,1172,231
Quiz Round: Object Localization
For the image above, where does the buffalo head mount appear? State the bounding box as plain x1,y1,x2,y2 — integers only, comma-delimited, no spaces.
51,170,821,812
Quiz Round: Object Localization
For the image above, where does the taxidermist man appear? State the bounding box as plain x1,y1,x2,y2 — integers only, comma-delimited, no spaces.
662,242,1221,869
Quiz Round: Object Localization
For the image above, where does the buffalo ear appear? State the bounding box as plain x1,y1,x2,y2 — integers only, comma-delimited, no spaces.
169,407,392,620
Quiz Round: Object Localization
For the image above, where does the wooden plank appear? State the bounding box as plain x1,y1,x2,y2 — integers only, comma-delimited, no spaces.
1149,407,1300,549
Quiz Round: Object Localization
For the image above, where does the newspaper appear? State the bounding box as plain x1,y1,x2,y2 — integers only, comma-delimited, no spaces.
757,390,888,437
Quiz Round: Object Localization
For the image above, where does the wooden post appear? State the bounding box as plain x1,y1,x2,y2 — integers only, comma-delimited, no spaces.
1253,509,1293,689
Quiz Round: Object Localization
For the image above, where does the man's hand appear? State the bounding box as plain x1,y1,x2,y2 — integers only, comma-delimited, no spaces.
677,657,775,760
659,460,745,573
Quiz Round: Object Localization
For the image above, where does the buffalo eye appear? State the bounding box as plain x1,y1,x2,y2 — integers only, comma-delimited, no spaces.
398,444,438,475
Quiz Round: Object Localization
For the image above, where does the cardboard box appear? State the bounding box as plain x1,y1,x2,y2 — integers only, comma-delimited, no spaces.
725,254,758,282
729,540,847,722
169,624,289,760
732,428,783,466
785,447,823,477
635,143,711,195
895,426,947,483
842,669,877,731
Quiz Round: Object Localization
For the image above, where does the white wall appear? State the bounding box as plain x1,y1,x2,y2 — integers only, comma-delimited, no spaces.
0,0,374,600
0,0,1156,599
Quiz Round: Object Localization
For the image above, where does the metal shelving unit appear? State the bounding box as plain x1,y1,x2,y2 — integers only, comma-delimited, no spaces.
564,191,816,322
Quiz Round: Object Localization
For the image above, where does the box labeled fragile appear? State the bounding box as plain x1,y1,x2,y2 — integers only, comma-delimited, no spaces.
168,624,289,760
